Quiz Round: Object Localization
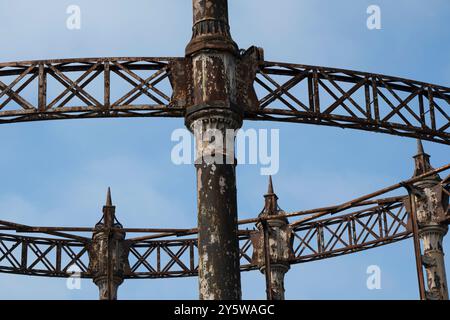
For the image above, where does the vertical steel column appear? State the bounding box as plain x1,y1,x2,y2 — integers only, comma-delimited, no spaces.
410,141,449,300
185,0,242,300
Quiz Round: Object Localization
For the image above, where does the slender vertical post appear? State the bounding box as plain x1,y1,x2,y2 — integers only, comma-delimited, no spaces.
38,63,46,111
407,191,427,299
409,141,449,300
185,0,242,300
104,61,110,109
262,220,274,300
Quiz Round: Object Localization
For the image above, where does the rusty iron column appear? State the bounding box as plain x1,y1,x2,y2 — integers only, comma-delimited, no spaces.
410,141,449,300
251,177,293,300
88,188,130,300
184,0,242,300
177,0,262,300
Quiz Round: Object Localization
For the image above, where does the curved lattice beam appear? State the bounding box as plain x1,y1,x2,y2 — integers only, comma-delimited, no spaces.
290,197,411,263
0,57,182,124
0,197,411,279
0,57,449,144
126,196,411,278
0,163,448,279
0,233,89,278
250,62,450,145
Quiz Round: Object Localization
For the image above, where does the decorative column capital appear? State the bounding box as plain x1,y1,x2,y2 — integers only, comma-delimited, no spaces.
186,0,238,56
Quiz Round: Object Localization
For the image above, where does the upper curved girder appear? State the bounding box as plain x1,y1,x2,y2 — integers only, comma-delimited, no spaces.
0,57,449,144
251,62,450,145
0,57,183,124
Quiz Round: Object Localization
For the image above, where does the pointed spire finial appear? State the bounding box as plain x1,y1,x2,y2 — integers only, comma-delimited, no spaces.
267,176,274,194
259,176,288,224
106,187,112,206
417,139,425,156
413,140,437,178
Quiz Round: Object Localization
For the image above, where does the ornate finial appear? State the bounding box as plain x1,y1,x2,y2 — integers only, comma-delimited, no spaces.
106,187,112,207
267,176,274,195
413,140,434,177
417,139,425,155
260,176,282,218
100,187,117,229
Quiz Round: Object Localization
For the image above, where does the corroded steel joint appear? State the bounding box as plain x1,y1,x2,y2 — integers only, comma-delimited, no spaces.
253,219,293,269
184,50,242,127
171,46,263,117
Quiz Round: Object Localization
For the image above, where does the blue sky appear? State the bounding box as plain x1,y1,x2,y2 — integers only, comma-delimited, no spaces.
0,0,449,299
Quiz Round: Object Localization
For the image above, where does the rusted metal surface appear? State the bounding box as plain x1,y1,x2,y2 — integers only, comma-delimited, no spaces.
0,199,410,280
0,233,89,278
0,58,449,144
1,164,448,279
0,57,182,124
185,0,238,56
88,189,130,300
405,187,427,300
250,62,450,145
183,0,245,300
291,197,410,263
251,177,293,300
5,172,445,280
406,141,449,300
0,0,449,301
3,163,450,290
2,164,449,284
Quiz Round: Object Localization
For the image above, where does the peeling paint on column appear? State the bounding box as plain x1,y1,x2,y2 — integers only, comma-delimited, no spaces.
182,0,264,300
219,176,226,194
411,140,449,300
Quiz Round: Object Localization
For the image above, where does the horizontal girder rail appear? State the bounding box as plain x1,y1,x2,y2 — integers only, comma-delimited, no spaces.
0,57,449,144
127,196,411,278
2,162,449,279
2,159,449,280
0,196,412,279
0,57,183,123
